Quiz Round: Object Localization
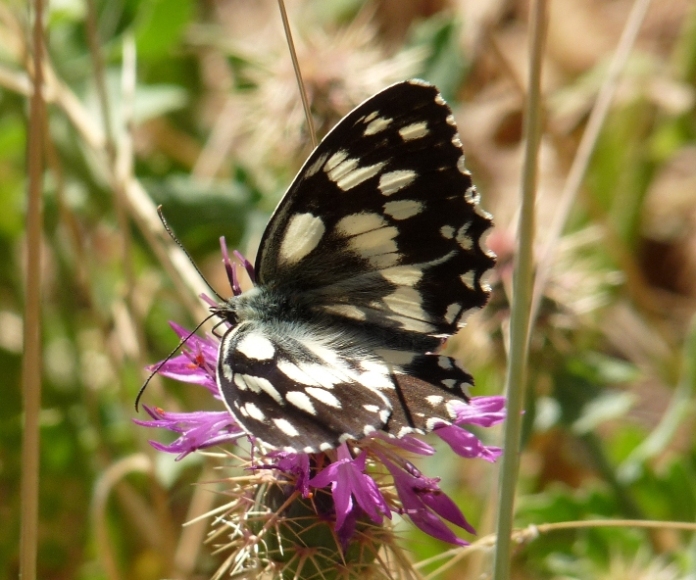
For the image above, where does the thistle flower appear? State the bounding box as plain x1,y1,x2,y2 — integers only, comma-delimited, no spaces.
136,245,505,576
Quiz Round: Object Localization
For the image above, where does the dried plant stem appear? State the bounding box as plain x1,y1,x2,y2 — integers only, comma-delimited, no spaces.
19,2,45,579
84,5,151,377
92,454,154,580
529,0,653,326
277,0,317,148
420,518,696,577
174,466,220,576
492,1,547,578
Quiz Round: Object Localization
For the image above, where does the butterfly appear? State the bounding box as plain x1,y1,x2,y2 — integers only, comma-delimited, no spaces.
212,80,495,453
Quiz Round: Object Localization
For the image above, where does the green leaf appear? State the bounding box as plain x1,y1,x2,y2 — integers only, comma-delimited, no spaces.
134,0,193,61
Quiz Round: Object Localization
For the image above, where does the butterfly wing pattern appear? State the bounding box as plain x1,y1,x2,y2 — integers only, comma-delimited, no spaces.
215,80,496,453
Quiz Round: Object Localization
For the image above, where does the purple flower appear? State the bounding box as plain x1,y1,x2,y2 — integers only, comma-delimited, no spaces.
308,443,391,542
268,451,311,497
134,404,245,460
380,454,475,545
147,322,220,397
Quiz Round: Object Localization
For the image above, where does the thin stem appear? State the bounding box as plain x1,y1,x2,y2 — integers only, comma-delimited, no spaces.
92,454,153,580
20,2,45,579
277,0,317,148
420,518,696,577
492,1,547,579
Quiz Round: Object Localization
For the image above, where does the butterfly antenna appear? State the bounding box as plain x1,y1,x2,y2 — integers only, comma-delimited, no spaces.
157,205,225,302
135,313,218,411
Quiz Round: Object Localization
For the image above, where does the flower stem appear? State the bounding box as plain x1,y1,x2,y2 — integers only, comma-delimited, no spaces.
492,0,547,578
20,2,45,579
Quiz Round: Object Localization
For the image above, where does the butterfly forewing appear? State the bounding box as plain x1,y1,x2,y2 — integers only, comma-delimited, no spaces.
216,80,495,450
255,80,494,337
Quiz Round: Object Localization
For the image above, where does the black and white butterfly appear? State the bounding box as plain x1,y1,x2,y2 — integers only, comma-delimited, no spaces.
212,80,495,453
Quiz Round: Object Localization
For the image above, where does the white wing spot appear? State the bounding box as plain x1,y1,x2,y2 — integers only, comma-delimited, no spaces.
304,152,329,178
379,410,391,423
347,225,399,261
367,253,400,269
357,370,393,390
385,314,435,333
322,304,367,321
243,374,284,405
438,356,453,370
338,433,353,443
440,225,455,239
434,93,446,106
364,116,393,135
445,303,461,324
336,162,387,191
363,404,380,413
299,362,349,389
278,359,349,390
305,387,341,408
441,379,457,389
383,199,424,220
363,425,377,435
277,360,318,386
233,374,248,391
222,362,234,381
336,212,386,237
286,391,317,415
452,134,463,148
378,170,417,196
398,122,429,141
457,155,468,174
426,395,444,406
278,213,326,265
426,417,448,430
376,349,416,366
363,111,378,123
465,186,480,205
274,418,299,437
460,270,476,290
408,79,430,87
236,332,275,361
245,402,266,422
456,224,473,250
360,359,387,373
319,442,333,451
324,149,350,173
446,114,456,127
381,265,423,286
384,287,429,322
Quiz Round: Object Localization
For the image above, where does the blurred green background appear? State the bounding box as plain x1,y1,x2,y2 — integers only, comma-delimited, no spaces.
2,0,696,578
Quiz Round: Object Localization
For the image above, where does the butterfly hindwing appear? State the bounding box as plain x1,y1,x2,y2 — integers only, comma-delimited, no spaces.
378,351,475,437
216,322,394,452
